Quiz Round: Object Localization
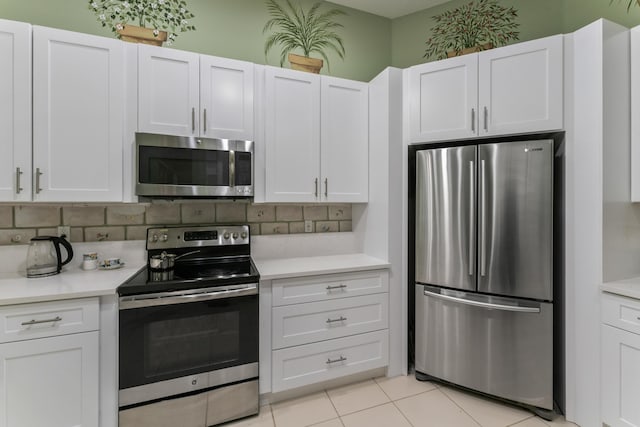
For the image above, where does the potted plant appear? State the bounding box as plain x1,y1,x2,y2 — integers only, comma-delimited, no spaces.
263,0,346,74
423,0,519,61
88,0,195,46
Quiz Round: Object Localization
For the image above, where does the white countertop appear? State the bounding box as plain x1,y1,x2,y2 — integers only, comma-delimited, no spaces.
601,276,640,300
0,263,145,306
254,253,390,280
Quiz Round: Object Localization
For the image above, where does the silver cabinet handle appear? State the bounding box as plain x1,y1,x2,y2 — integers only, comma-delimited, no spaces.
423,289,540,313
192,107,195,133
469,160,474,276
35,168,43,194
480,159,487,277
203,108,207,133
483,106,488,131
314,178,318,198
324,178,328,198
21,316,62,326
326,316,347,324
16,167,23,194
326,356,347,364
471,108,476,132
326,284,347,291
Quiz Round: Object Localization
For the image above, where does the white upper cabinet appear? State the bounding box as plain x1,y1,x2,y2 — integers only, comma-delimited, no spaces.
479,35,563,136
32,26,124,202
200,56,254,140
631,26,640,202
408,35,563,143
321,76,369,202
265,67,321,202
408,54,478,142
139,45,254,140
138,45,199,137
0,19,31,202
264,67,369,203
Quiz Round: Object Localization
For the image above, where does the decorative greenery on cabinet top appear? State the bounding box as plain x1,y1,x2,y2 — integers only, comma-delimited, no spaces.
423,0,519,60
88,0,195,44
263,0,346,72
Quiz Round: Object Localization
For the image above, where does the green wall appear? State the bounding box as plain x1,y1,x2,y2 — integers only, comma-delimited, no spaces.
391,0,640,69
0,0,391,82
2,0,640,81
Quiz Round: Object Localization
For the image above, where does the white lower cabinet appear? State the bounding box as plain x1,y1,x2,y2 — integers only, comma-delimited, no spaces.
270,269,389,394
602,292,640,427
0,298,99,427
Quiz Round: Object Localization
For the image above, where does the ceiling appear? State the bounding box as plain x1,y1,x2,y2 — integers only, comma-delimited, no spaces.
329,0,452,19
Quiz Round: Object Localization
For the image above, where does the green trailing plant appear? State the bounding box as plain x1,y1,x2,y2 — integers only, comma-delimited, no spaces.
263,0,347,69
423,0,519,60
88,0,195,44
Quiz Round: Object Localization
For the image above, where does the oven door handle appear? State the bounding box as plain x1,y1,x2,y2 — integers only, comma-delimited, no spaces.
119,284,258,310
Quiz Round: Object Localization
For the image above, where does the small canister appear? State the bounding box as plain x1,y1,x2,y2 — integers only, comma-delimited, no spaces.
82,252,98,270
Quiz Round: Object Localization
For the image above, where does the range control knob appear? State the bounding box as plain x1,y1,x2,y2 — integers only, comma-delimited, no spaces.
240,232,248,239
161,233,169,242
151,234,159,242
223,232,230,240
232,232,239,239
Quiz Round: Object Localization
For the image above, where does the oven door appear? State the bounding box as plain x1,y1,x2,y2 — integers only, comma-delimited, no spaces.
135,133,253,198
118,284,258,407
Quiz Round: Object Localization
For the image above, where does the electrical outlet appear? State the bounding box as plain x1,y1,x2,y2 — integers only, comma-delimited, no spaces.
304,220,313,233
57,226,71,238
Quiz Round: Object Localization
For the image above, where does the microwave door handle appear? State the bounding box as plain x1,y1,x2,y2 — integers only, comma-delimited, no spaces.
229,151,235,187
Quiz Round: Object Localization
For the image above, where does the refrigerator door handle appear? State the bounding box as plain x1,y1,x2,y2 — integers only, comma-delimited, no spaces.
423,289,541,313
469,160,475,276
479,159,487,277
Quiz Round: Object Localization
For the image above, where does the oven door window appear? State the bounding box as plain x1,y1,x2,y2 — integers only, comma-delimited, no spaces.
119,294,258,389
138,146,230,186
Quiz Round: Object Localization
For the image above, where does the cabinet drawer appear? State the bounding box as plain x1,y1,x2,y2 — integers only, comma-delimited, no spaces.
272,270,389,306
271,330,388,393
272,293,388,349
602,292,640,335
0,298,99,343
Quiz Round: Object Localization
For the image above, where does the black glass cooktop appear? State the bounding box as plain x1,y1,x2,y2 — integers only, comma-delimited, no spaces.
117,256,260,297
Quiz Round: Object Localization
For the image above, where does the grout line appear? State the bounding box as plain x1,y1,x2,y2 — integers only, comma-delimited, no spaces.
506,414,536,426
438,387,483,427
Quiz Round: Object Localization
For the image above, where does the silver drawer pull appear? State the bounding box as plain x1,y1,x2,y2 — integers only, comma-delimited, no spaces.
326,316,347,324
326,356,347,364
326,284,347,291
21,316,62,326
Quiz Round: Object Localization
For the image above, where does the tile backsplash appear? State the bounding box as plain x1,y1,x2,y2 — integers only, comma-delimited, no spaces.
0,203,352,245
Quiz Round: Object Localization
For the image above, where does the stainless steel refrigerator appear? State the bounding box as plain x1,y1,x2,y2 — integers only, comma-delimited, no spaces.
414,139,554,413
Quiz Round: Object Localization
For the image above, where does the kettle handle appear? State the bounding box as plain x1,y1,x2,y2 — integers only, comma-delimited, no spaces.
53,236,74,269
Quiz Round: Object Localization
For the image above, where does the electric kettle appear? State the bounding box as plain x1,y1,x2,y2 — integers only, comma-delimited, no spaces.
26,235,74,278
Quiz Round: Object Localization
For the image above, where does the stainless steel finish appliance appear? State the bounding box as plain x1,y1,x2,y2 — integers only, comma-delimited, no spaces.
414,139,555,413
118,225,259,427
136,133,254,199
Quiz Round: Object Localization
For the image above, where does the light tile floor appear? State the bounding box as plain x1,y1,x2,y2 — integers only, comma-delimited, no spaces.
225,376,579,427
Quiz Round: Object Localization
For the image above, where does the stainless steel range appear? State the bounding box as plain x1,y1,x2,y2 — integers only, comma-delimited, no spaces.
117,225,259,427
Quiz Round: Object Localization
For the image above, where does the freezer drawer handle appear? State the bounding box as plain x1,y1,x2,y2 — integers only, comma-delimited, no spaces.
21,316,62,326
423,289,541,313
326,356,347,364
326,316,347,324
326,284,347,291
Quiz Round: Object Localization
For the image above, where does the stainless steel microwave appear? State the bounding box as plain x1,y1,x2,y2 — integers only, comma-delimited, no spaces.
136,133,253,199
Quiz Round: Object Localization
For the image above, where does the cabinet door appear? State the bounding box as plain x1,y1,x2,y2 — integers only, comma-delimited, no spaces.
264,67,320,202
602,324,640,427
321,76,368,202
32,26,124,202
0,19,31,201
138,44,199,137
479,35,563,136
200,55,254,140
408,54,478,143
632,26,640,202
0,331,99,427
